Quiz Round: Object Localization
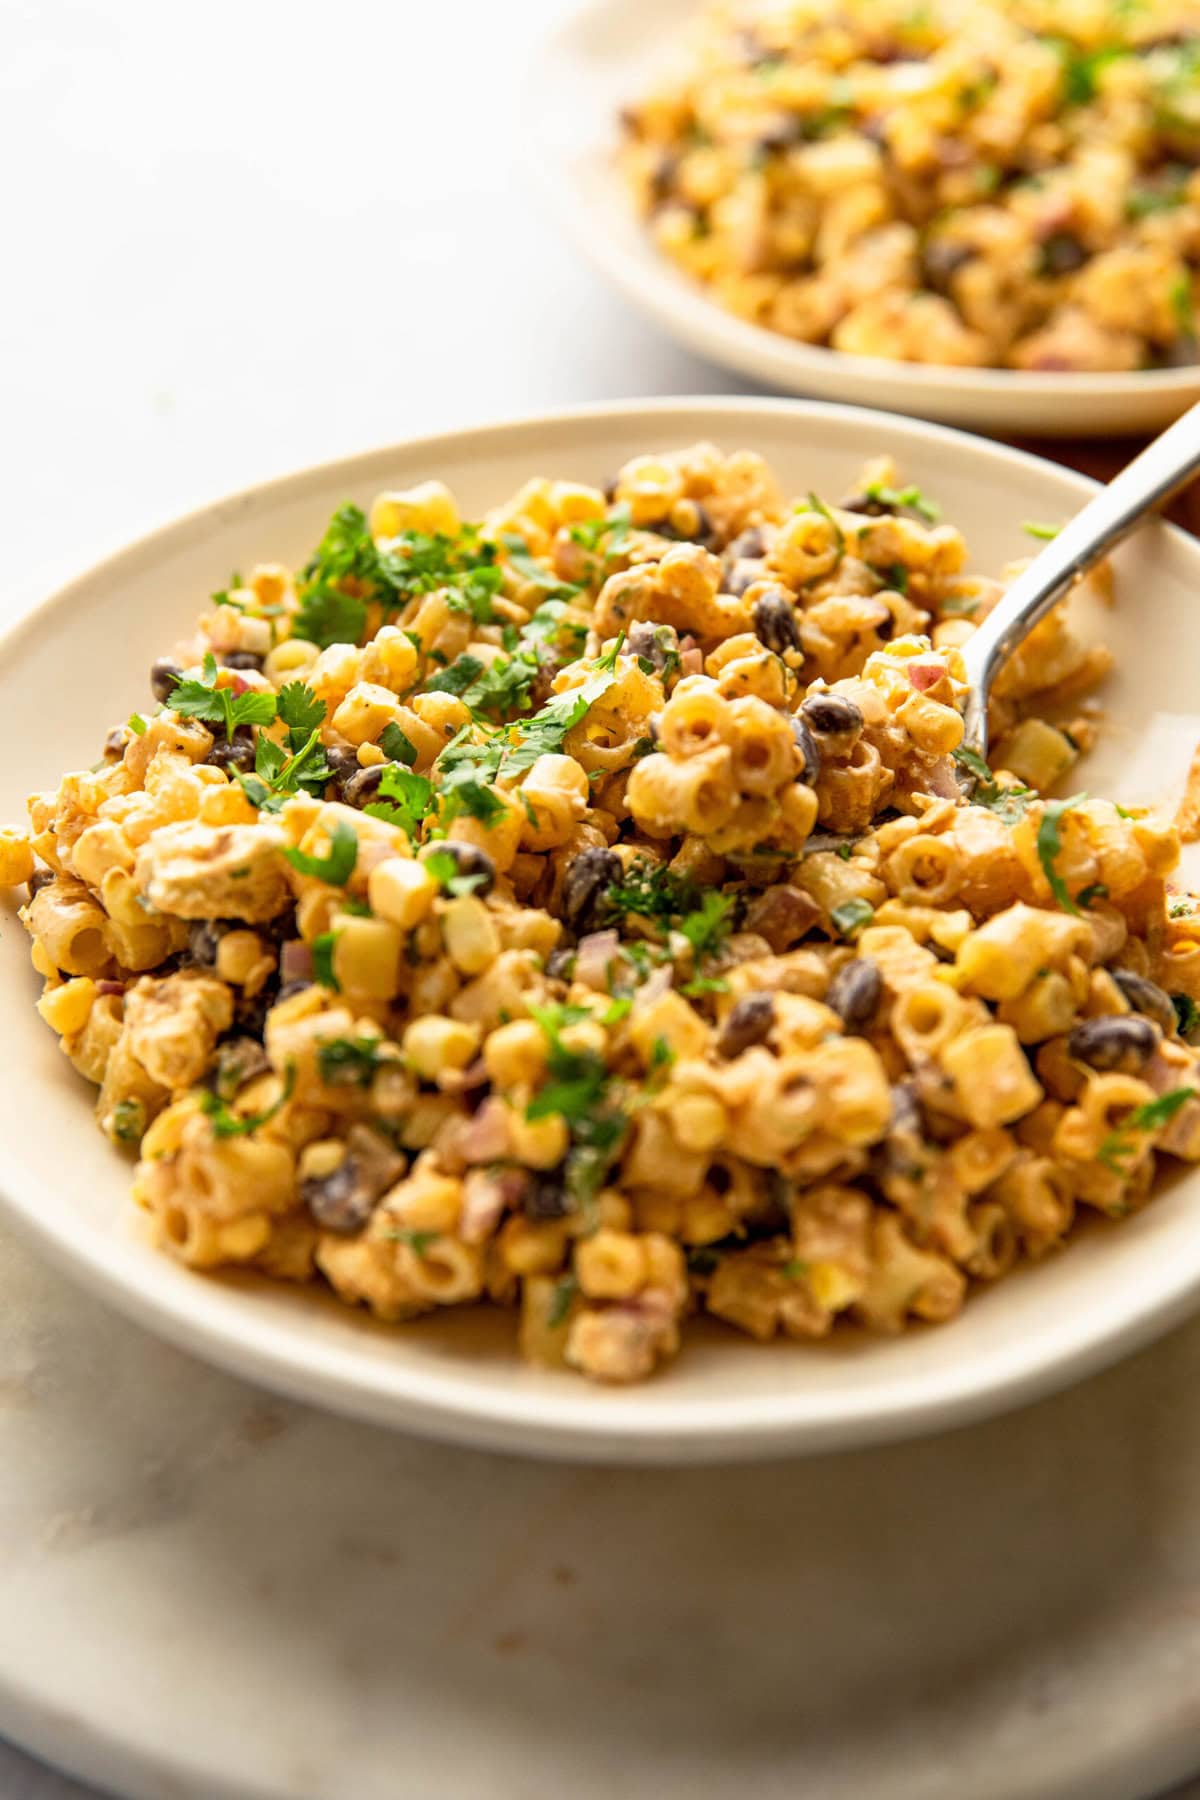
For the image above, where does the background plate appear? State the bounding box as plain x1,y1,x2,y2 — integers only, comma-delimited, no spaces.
527,0,1200,436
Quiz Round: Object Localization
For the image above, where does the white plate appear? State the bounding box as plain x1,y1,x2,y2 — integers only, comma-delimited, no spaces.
526,0,1200,437
2,395,1200,1466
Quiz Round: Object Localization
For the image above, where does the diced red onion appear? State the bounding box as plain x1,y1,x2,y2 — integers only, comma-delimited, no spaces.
907,660,946,692
575,929,620,991
280,940,314,984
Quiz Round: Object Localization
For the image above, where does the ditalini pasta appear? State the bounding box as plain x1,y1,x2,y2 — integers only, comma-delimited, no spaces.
7,443,1200,1382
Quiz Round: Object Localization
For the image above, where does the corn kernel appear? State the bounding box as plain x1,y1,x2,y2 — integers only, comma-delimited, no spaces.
36,976,96,1037
368,857,437,930
402,1015,481,1080
0,830,35,888
483,1019,548,1087
442,896,500,975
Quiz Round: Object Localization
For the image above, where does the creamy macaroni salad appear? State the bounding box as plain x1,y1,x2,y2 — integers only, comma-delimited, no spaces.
6,443,1200,1383
619,0,1199,371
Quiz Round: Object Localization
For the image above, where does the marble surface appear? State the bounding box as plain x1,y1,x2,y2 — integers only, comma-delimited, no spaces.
1,0,1199,1794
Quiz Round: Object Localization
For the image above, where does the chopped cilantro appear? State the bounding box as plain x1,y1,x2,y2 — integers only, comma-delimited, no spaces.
1036,793,1087,915
780,1259,810,1280
648,1035,676,1074
1022,520,1061,540
1098,1086,1195,1172
387,1228,438,1256
1173,994,1200,1037
830,898,874,938
953,746,1034,823
364,766,436,838
805,491,845,563
605,860,699,928
293,503,504,648
422,847,488,898
1077,882,1109,908
379,721,418,765
862,481,941,524
111,1098,145,1142
680,975,731,996
285,817,359,885
546,1272,579,1329
127,713,147,736
678,892,735,960
168,653,278,740
317,1036,384,1087
311,931,339,989
1169,272,1195,342
885,563,909,594
527,1003,627,1204
199,1062,295,1138
500,533,580,598
275,681,326,741
426,654,486,696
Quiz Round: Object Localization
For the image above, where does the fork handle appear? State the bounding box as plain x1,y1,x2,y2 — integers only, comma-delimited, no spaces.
959,401,1200,758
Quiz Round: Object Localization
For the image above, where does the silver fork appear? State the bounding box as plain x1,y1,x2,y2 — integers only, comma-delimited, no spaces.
959,402,1200,763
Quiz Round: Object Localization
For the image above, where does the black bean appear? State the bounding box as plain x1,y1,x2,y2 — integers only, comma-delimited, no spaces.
26,868,54,900
752,587,802,655
799,691,864,743
790,716,821,784
724,558,767,598
717,992,776,1059
222,650,265,672
205,727,256,773
627,621,681,673
233,987,274,1042
418,839,497,896
659,501,717,548
648,150,679,205
187,919,232,967
1038,232,1088,277
302,1157,380,1235
726,526,767,562
561,847,622,935
525,1173,570,1221
826,957,882,1032
1110,969,1178,1037
322,745,361,796
341,764,388,809
214,1036,271,1094
150,658,183,703
103,726,128,759
1067,1014,1159,1073
921,240,975,293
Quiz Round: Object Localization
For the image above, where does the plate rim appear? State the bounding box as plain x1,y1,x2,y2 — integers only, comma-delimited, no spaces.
5,391,1200,1465
524,0,1200,426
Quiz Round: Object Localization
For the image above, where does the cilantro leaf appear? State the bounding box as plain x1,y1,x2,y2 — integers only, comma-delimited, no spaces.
317,1036,384,1087
861,481,941,524
830,898,875,938
292,586,368,650
1023,520,1061,540
1036,793,1087,914
1174,994,1200,1037
422,848,488,898
1098,1086,1195,1171
379,722,418,766
364,766,436,838
200,1062,295,1138
312,931,339,989
168,653,278,740
501,533,580,597
127,713,147,736
285,818,359,885
546,1272,578,1329
678,892,735,960
275,682,326,740
426,654,486,696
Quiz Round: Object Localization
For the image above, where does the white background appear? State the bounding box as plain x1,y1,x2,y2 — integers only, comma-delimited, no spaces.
0,1,1194,1795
